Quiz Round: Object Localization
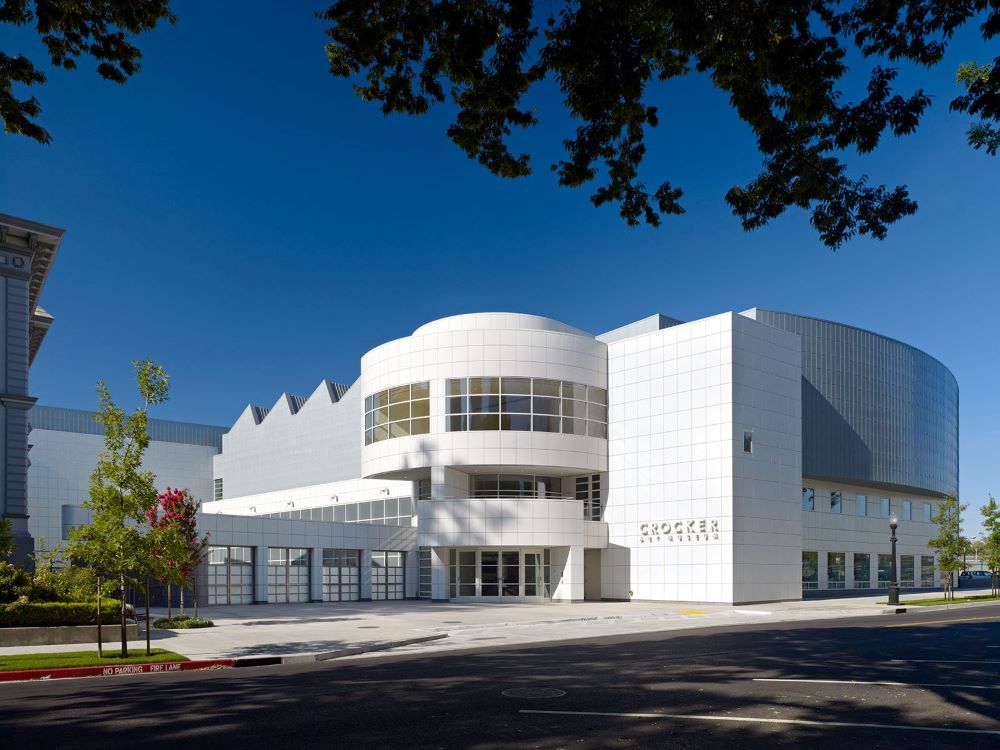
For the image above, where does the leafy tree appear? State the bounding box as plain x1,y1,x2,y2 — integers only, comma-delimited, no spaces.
0,519,14,562
1,0,176,143
955,61,1000,155
928,492,967,600
67,359,170,658
147,487,208,619
322,1,1000,248
981,494,1000,597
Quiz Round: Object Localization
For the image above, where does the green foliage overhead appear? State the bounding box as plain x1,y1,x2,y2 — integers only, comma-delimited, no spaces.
0,0,176,143
322,1,1000,248
928,492,967,600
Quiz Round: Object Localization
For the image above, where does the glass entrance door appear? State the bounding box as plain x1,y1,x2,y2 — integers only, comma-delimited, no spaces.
524,551,543,601
501,551,520,597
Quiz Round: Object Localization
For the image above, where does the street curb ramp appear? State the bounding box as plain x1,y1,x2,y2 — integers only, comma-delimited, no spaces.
233,633,448,668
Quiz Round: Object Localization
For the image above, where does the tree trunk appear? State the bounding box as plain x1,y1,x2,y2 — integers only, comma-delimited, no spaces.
167,584,172,619
119,574,128,657
180,583,185,616
194,575,199,618
97,577,103,658
145,577,151,656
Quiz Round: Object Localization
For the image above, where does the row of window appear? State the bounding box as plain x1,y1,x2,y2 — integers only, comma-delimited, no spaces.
363,378,610,444
205,545,406,604
802,551,935,589
469,474,564,498
446,377,608,438
802,489,935,522
263,497,415,526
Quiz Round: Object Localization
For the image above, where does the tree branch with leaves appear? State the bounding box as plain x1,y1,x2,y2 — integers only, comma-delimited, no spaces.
321,1,1000,248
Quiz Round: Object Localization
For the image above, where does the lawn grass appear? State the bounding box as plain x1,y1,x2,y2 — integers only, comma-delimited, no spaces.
904,593,1000,606
0,648,188,672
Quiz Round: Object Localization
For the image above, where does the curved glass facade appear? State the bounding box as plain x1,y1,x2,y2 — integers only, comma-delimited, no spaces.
364,381,431,444
752,310,959,496
445,377,608,438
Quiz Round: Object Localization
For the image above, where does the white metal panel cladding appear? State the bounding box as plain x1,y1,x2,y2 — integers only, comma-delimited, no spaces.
751,310,959,496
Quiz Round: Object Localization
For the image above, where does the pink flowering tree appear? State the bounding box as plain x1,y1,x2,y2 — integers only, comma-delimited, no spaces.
147,487,209,618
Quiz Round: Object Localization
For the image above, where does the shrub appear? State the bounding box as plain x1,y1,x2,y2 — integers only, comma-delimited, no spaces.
153,614,214,629
0,562,32,603
0,600,121,628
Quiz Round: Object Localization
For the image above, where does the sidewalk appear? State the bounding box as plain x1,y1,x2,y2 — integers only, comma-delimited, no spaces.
0,589,992,663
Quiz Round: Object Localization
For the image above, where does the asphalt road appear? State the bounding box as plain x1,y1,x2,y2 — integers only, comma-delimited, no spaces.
1,607,998,749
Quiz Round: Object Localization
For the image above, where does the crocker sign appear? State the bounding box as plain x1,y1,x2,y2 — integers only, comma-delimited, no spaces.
639,518,720,543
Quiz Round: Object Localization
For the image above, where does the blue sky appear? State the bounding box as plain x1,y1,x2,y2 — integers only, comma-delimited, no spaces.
1,4,996,534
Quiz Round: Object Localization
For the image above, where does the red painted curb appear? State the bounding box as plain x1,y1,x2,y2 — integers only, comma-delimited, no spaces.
0,659,235,683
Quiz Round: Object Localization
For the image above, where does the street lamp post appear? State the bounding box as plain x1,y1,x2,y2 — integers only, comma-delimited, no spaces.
888,515,900,606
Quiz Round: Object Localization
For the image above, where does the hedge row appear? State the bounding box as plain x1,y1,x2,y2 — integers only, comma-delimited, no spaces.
0,600,122,628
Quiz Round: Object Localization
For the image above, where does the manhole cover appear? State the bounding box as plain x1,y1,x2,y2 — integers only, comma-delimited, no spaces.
501,687,566,699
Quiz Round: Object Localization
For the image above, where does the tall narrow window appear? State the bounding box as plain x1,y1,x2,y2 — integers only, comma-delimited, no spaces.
743,431,753,453
853,553,871,589
856,495,868,516
802,551,819,589
214,478,223,501
880,497,890,518
827,552,846,589
923,502,933,522
802,487,815,511
830,491,842,514
902,499,912,521
576,474,602,520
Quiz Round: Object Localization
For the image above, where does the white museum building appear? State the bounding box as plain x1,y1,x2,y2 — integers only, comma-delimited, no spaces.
27,309,958,606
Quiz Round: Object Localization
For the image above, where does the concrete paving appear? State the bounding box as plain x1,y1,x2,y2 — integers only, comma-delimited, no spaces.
0,588,994,661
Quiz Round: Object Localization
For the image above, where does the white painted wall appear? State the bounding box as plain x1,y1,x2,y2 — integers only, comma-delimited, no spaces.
28,428,218,553
360,313,608,479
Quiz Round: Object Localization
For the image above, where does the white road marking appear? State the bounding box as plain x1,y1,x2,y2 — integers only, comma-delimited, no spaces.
519,709,1000,736
889,659,1000,664
753,677,1000,690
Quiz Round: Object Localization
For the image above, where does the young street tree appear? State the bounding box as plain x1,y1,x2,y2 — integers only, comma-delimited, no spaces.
928,492,967,600
147,487,209,619
322,2,999,248
981,494,1000,597
67,359,170,658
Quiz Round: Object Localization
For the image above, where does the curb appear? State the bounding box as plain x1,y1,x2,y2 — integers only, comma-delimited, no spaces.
0,659,235,683
879,598,1000,615
232,633,448,668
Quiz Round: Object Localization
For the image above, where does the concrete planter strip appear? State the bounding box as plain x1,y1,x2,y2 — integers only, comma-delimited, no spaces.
0,624,139,647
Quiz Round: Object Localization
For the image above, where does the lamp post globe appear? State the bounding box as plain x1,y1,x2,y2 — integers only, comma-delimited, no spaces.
888,515,900,606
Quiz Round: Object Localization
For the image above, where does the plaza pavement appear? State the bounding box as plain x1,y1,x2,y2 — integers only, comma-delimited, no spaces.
1,588,995,663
